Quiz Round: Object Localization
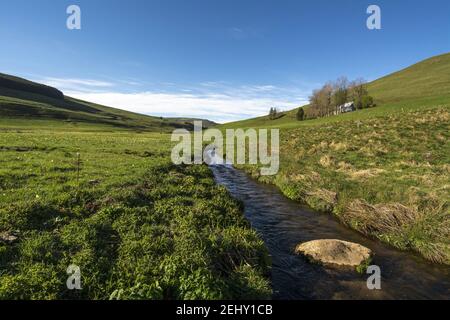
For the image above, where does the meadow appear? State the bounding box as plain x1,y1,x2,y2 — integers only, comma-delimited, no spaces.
0,124,271,299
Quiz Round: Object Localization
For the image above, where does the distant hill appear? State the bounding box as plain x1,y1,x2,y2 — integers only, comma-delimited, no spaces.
222,52,450,128
0,73,64,100
167,117,217,128
0,73,212,131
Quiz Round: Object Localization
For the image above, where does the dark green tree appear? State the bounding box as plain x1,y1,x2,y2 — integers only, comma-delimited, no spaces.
296,107,305,121
361,95,375,108
269,107,278,120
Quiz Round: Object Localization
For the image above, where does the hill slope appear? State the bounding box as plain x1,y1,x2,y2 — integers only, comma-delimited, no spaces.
0,73,214,131
367,52,450,108
222,52,450,129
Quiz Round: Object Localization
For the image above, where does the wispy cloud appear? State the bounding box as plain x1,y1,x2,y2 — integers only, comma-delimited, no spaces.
37,77,115,93
227,27,264,40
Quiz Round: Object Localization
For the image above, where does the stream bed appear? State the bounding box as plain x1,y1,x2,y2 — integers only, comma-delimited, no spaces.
210,164,450,300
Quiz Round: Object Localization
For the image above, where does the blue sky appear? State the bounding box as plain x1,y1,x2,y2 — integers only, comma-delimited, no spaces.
1,0,449,122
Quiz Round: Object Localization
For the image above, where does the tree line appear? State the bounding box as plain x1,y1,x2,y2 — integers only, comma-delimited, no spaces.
267,76,375,121
297,77,375,121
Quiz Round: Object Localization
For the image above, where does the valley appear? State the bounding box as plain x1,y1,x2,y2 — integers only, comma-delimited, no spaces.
1,52,449,299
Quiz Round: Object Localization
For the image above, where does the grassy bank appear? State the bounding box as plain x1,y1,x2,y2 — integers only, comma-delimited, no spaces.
232,105,449,264
0,125,271,299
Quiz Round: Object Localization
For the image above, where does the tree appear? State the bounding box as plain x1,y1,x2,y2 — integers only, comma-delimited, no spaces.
308,76,376,118
309,83,333,117
350,78,369,109
308,89,320,117
269,107,279,120
296,107,305,121
332,77,349,113
319,83,334,116
361,95,375,108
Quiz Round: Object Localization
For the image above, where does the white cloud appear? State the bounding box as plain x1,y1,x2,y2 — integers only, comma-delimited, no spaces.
66,90,308,123
35,76,311,123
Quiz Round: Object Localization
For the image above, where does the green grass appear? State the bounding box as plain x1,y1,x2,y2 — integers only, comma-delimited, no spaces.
0,124,271,299
220,53,450,265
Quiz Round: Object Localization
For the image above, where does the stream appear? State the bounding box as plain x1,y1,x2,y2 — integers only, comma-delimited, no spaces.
209,163,450,300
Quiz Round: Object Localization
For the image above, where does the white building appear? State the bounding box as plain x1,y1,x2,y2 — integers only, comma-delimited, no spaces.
337,101,355,114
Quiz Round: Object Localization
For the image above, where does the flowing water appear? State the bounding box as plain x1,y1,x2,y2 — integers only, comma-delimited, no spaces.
210,164,450,300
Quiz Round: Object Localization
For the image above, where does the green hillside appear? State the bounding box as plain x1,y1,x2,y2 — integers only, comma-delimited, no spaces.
367,52,450,108
0,73,213,131
222,52,450,129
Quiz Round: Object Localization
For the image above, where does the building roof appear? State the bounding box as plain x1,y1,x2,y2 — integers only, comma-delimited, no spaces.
343,101,354,107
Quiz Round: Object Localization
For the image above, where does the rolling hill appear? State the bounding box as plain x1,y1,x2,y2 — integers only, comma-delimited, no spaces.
222,52,450,129
0,73,215,131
